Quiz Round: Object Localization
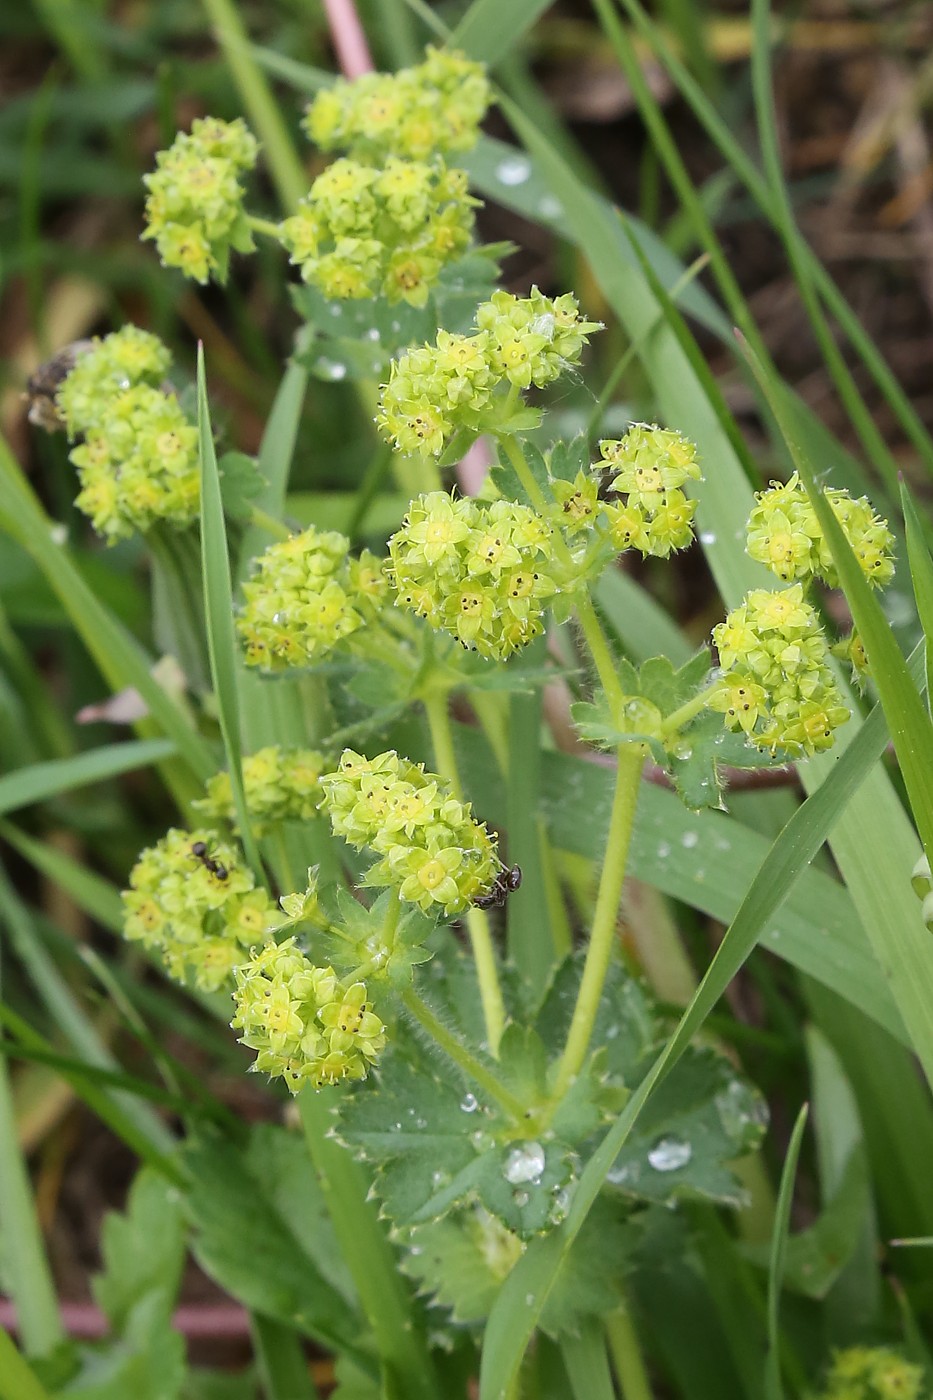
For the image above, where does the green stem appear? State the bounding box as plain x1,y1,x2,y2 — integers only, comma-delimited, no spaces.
605,1302,654,1400
422,691,507,1054
498,434,623,709
248,503,292,541
198,0,307,213
401,988,524,1118
246,213,282,240
552,745,644,1098
659,682,715,739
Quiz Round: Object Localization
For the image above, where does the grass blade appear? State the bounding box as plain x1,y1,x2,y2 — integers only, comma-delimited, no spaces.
0,436,214,789
901,482,933,708
197,345,263,879
765,1105,808,1399
451,0,554,64
561,1319,617,1400
0,822,123,934
251,1314,320,1400
0,739,175,818
0,1329,53,1400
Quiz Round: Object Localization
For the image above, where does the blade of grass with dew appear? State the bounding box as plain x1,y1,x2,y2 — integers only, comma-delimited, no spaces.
451,0,558,66
0,859,174,1154
739,335,933,1082
0,1048,63,1361
478,654,931,1398
197,345,263,880
765,1105,808,1400
0,739,175,818
0,822,124,934
0,1328,53,1400
612,0,933,482
561,1319,617,1400
496,94,933,1100
298,1093,440,1400
901,482,933,709
0,436,214,789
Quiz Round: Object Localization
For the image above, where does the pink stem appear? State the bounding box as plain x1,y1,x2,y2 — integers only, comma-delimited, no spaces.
0,1297,252,1340
322,0,375,78
455,436,493,496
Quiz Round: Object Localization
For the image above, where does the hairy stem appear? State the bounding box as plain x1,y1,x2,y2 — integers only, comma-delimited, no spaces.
552,744,644,1098
422,691,507,1054
401,988,524,1118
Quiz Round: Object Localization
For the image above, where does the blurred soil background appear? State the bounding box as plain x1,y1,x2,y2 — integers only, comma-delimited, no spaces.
2,0,933,1378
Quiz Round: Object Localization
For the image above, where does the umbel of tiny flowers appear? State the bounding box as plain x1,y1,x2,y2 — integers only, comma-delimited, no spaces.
237,526,387,671
746,472,895,588
122,828,277,993
387,492,562,660
319,749,500,915
56,325,171,437
814,1346,927,1400
378,289,601,457
278,157,477,307
143,116,259,284
594,425,703,558
305,46,492,162
709,584,850,756
56,328,199,543
194,746,328,838
231,937,386,1093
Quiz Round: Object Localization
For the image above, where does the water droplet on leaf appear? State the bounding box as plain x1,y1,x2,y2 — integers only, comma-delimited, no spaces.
503,1141,546,1184
496,154,532,186
647,1135,692,1172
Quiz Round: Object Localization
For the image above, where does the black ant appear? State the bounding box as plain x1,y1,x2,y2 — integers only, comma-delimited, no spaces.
191,840,229,881
473,864,522,909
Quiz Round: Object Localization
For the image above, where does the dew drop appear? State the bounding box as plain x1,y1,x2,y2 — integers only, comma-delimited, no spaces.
657,841,671,859
460,1093,478,1113
513,1190,529,1207
431,1169,448,1187
272,611,288,625
681,830,699,849
503,1141,546,1185
647,1135,692,1172
314,357,348,381
538,193,563,219
365,327,381,341
329,303,343,317
525,1293,536,1307
49,524,68,546
496,154,532,186
699,531,717,546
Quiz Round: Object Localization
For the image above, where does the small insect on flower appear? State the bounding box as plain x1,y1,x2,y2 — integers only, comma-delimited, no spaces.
25,341,95,431
473,864,522,909
191,840,229,881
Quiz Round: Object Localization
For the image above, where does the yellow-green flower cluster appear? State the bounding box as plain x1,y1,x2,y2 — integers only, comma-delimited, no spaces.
195,747,328,838
143,116,259,283
56,326,171,437
815,1347,926,1400
232,937,385,1093
746,473,895,588
278,157,475,306
237,529,381,672
597,425,702,558
378,290,601,456
709,585,849,755
320,749,500,916
54,326,199,542
388,492,560,658
70,385,199,542
305,47,491,161
122,828,276,992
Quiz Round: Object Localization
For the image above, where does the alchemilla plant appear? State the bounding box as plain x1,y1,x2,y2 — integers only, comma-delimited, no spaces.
13,31,924,1400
